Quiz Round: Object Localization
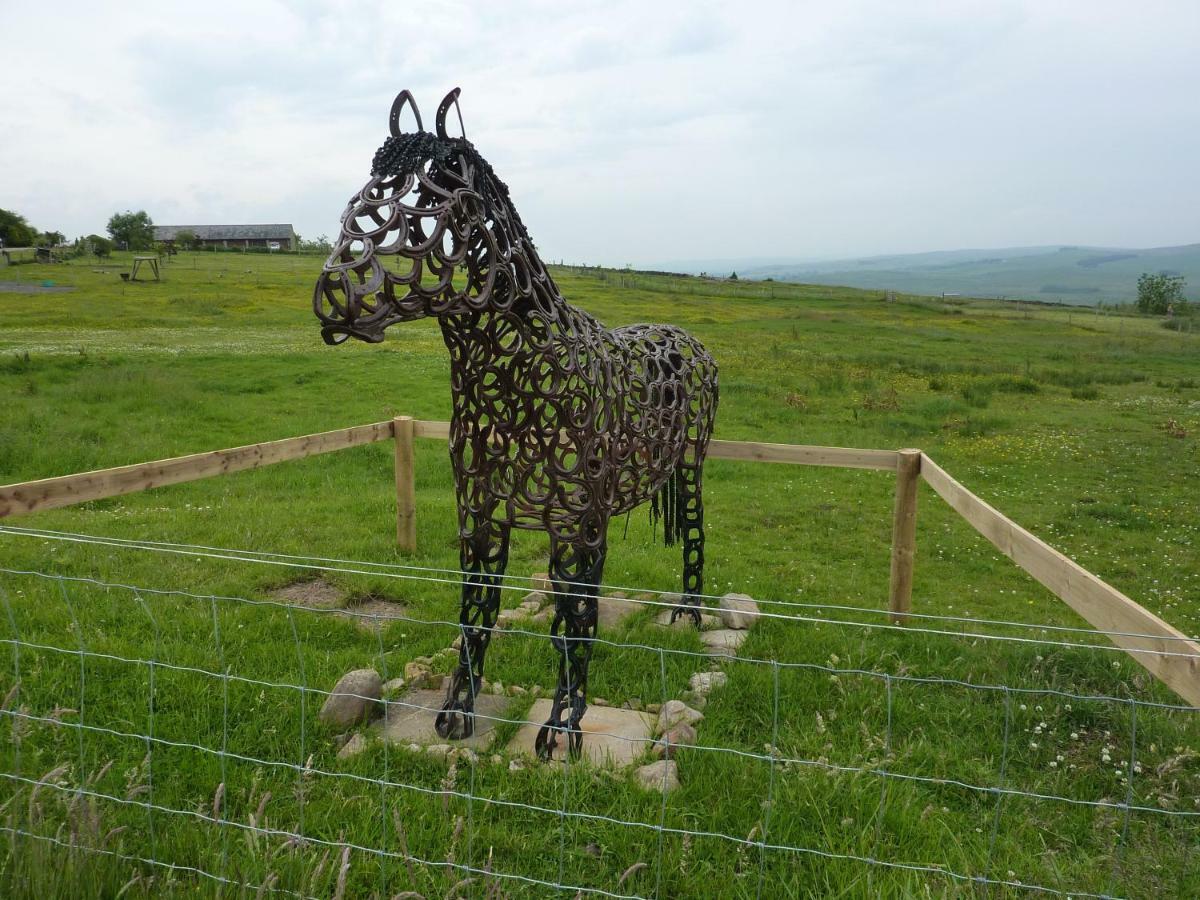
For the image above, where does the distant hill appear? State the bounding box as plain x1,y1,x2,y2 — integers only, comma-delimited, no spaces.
663,244,1200,305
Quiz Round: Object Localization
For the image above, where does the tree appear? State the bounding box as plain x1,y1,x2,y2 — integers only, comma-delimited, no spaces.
106,210,155,250
298,234,333,254
40,230,64,246
729,271,739,280
1136,272,1187,315
87,234,113,260
174,228,199,250
0,208,37,247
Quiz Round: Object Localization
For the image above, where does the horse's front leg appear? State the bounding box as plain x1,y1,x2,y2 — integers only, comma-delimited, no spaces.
435,517,510,740
535,526,606,761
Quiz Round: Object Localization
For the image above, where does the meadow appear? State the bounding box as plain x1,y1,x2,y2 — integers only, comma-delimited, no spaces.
0,250,1198,897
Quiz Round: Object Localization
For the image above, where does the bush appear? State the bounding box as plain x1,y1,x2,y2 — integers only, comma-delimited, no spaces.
960,381,994,408
1136,272,1188,315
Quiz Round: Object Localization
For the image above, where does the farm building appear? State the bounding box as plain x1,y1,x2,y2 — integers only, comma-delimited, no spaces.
153,224,297,250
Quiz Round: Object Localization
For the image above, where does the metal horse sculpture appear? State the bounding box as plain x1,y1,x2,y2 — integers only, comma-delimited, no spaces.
314,88,718,759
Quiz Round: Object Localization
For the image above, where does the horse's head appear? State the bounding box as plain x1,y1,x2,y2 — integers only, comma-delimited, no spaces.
314,88,538,345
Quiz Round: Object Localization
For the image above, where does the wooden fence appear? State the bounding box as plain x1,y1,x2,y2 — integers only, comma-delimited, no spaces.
1,417,1197,707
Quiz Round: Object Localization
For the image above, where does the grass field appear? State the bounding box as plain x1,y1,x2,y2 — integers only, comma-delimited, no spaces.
1,250,1198,897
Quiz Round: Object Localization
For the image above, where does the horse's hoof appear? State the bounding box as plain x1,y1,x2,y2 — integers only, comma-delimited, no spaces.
435,702,475,741
535,719,584,761
669,604,702,629
534,723,558,761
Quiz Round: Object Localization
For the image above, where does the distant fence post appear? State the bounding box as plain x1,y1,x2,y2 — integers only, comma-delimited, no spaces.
888,449,922,623
393,416,416,551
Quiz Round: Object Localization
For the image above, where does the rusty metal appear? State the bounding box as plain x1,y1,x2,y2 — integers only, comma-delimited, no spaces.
314,88,719,759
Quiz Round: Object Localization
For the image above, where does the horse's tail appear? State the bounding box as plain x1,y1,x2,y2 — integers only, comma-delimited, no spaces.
650,468,684,548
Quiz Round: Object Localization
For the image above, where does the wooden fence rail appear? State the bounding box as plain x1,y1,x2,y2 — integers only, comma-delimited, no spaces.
918,454,1200,707
0,418,1195,706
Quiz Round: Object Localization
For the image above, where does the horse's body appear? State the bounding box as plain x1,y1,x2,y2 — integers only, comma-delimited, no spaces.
315,89,718,758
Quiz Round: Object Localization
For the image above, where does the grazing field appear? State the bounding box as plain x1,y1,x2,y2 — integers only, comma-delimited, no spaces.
1,251,1198,897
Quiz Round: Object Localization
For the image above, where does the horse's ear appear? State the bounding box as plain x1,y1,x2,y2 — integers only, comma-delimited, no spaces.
389,90,424,136
436,87,465,140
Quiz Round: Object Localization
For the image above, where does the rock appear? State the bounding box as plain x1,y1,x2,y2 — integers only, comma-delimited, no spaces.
404,661,432,685
653,723,697,759
436,647,457,659
681,692,707,711
450,635,463,651
531,607,553,624
701,629,748,657
658,700,703,733
508,684,527,696
490,681,505,695
490,754,503,766
530,573,553,594
509,758,527,772
337,733,369,759
718,593,759,630
456,748,478,765
689,672,728,695
382,677,406,696
593,697,610,707
319,669,382,728
699,614,722,631
621,698,644,711
495,609,521,629
636,760,680,793
647,703,662,715
425,743,453,758
520,592,549,614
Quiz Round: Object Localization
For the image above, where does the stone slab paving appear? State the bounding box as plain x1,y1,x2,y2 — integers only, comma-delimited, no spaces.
373,689,512,752
653,608,723,630
508,699,655,767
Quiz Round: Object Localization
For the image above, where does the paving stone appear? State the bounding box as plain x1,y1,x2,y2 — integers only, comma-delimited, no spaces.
508,699,655,767
701,629,748,657
654,608,721,630
373,689,510,752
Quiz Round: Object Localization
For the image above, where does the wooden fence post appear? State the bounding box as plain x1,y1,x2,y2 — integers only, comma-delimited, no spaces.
888,449,922,623
393,416,416,552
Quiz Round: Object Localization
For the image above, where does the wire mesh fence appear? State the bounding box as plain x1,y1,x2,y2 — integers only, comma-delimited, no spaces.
1,528,1198,897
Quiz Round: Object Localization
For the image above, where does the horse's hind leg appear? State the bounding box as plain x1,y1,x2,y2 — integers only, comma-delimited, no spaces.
535,529,605,761
436,520,510,740
669,459,706,627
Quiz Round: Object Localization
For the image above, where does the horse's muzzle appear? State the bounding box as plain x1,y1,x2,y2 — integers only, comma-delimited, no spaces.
320,324,386,345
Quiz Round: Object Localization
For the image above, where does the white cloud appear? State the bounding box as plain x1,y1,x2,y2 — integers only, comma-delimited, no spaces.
2,0,1197,264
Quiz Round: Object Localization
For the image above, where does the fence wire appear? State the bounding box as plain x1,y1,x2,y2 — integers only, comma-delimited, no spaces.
1,543,1197,897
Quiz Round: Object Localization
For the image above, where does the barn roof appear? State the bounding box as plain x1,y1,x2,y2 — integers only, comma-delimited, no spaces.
153,224,296,241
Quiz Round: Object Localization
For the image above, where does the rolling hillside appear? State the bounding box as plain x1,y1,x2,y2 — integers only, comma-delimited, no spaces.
693,243,1200,305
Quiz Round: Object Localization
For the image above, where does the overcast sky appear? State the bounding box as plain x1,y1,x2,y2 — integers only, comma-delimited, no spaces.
2,1,1197,266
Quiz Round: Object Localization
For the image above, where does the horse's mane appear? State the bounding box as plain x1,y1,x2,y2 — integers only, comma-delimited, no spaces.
370,131,533,247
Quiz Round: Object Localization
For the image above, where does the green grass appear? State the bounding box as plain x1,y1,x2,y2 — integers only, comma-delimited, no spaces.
1,252,1199,897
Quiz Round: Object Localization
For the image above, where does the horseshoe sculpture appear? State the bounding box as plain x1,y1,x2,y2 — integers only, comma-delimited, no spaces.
314,88,719,759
